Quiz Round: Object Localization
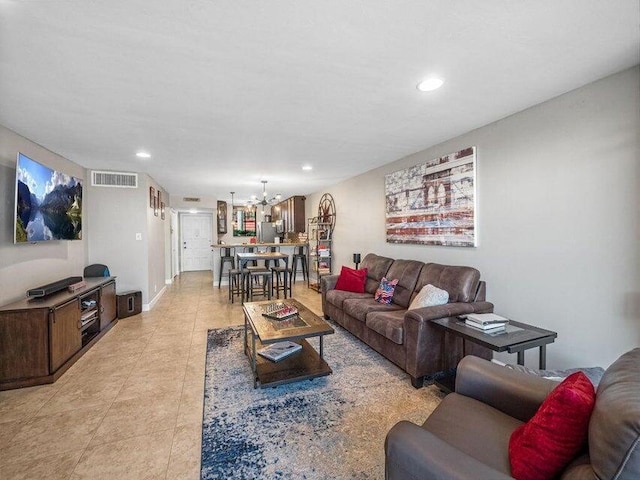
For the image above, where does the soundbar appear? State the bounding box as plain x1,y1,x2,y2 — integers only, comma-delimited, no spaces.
27,276,84,298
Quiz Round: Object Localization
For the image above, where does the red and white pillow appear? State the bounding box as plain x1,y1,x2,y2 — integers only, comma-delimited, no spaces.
374,277,398,304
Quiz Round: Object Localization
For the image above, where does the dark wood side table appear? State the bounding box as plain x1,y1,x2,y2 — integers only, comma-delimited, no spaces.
431,317,557,392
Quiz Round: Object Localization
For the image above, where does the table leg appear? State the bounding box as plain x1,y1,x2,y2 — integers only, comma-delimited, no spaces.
252,332,257,389
517,350,525,365
285,258,289,299
243,312,248,356
319,335,324,358
240,259,246,303
539,345,547,369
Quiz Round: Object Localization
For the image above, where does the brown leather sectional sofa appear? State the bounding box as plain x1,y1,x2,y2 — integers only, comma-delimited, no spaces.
321,253,494,387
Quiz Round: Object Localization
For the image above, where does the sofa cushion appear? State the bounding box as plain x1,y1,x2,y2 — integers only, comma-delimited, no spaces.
509,372,595,480
408,284,449,310
366,310,406,345
414,263,480,303
326,289,371,310
383,259,424,307
360,254,394,295
423,393,521,475
375,277,398,304
589,347,640,480
343,297,403,323
335,266,368,293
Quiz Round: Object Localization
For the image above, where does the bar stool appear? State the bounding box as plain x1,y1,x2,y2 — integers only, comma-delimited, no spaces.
238,246,262,290
218,247,236,289
242,246,258,267
247,270,272,301
290,246,308,283
271,264,290,299
228,267,245,303
263,246,281,270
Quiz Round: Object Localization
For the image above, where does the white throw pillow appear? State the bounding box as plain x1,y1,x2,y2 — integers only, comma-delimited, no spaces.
408,284,449,310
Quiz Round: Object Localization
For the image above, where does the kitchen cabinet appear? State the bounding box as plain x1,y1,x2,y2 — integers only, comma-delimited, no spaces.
272,196,306,233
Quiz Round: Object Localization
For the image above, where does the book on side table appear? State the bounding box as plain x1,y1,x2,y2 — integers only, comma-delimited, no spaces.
462,313,509,332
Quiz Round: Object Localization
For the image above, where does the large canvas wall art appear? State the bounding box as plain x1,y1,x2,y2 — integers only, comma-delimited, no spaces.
385,147,476,247
15,153,83,243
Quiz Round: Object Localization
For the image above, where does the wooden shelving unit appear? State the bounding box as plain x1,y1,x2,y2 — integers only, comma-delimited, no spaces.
307,218,333,292
307,193,336,293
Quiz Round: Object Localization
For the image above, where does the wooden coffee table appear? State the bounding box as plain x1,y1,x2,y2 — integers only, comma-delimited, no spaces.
243,298,334,388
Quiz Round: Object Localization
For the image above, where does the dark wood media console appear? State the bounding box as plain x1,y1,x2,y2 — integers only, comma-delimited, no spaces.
0,277,117,390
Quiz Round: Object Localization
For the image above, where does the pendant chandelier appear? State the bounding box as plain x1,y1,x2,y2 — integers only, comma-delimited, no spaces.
247,180,281,215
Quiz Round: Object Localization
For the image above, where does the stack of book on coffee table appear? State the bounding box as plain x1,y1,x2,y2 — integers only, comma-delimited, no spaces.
257,341,302,362
464,313,509,333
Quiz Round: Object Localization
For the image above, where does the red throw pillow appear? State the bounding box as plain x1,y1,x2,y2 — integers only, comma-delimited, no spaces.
334,266,368,293
509,371,596,480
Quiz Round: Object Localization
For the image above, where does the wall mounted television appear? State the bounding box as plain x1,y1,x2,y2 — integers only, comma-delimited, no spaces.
14,152,83,243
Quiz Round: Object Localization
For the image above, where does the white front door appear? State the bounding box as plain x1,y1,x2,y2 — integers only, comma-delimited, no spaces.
180,213,213,271
171,210,179,278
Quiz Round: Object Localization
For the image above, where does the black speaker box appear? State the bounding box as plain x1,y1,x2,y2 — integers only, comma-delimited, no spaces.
117,290,142,318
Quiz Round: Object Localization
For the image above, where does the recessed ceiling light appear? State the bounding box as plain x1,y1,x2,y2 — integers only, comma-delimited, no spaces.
302,165,313,171
417,77,444,92
136,151,151,158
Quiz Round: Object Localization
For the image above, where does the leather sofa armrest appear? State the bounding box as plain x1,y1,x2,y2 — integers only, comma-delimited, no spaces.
321,275,339,316
321,274,339,292
405,301,494,323
455,356,558,422
385,421,513,480
403,302,494,380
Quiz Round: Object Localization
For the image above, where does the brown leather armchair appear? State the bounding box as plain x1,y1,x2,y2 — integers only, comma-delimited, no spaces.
385,349,640,479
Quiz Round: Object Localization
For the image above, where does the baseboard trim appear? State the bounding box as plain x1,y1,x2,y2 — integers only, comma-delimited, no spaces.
143,286,166,311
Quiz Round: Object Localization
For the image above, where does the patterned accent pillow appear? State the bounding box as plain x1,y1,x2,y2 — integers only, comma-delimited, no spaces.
374,277,399,304
408,284,449,310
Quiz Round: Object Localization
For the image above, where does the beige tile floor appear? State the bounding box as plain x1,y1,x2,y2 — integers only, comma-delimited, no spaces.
0,271,323,480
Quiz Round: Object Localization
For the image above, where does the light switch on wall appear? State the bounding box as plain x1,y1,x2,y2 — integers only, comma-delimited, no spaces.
135,233,142,240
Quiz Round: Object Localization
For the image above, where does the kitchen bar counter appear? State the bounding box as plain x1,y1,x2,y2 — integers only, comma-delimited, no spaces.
211,242,308,248
210,242,308,287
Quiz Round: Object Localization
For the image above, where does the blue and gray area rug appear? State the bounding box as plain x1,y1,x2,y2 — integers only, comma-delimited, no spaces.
201,324,444,479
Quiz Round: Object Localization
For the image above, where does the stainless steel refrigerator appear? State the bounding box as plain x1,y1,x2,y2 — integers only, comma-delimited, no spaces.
257,222,277,243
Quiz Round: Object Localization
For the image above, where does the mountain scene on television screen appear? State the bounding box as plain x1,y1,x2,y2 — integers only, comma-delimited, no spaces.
16,177,82,242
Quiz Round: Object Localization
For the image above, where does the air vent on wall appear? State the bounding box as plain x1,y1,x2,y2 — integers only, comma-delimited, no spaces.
183,197,201,202
91,171,138,188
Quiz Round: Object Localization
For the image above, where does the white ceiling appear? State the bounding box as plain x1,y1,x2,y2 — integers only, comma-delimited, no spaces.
0,1,638,203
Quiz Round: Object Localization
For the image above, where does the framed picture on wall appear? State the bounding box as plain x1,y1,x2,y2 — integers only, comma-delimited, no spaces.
217,200,227,234
232,206,256,237
153,196,158,216
385,146,477,247
149,186,156,208
161,202,165,220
